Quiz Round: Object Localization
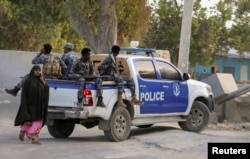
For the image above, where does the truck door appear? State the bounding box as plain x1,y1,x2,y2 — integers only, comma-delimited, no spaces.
135,60,163,114
155,60,189,113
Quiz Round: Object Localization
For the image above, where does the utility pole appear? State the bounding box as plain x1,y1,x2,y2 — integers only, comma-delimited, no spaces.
177,0,194,73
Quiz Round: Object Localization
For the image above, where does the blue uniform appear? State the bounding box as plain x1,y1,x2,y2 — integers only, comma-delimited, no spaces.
16,53,67,89
98,54,135,96
73,58,103,99
32,53,67,68
61,51,78,76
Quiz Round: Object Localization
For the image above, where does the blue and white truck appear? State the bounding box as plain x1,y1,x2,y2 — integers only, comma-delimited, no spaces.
46,48,214,141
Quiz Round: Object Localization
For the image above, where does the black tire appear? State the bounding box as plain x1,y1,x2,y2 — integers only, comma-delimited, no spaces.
178,101,210,132
104,107,131,142
136,124,153,128
47,119,75,138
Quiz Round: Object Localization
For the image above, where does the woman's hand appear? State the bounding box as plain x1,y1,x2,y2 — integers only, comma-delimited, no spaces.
39,73,46,85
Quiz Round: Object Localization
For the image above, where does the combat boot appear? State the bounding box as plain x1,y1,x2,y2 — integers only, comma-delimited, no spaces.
96,97,105,107
5,87,20,96
117,95,126,107
130,95,144,105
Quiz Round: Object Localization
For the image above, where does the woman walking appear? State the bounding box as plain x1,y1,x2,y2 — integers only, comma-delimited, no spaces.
14,65,49,144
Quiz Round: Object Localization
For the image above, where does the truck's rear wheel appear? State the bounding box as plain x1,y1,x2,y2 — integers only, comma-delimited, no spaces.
47,119,75,138
104,107,131,142
178,101,210,132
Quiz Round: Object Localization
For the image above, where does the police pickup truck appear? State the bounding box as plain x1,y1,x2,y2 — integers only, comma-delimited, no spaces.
46,48,214,142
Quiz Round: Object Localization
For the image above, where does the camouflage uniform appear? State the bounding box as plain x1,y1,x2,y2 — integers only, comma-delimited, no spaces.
32,53,67,78
15,53,67,89
61,51,78,76
15,74,29,89
73,58,103,100
98,54,135,96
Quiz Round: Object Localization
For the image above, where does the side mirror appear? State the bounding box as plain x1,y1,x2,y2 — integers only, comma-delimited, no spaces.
183,73,190,80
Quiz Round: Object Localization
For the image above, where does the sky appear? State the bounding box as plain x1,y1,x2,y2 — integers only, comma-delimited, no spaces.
200,0,219,8
148,0,232,27
148,0,219,8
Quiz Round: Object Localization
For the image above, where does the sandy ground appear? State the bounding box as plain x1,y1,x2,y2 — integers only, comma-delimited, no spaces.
1,89,250,159
1,118,250,159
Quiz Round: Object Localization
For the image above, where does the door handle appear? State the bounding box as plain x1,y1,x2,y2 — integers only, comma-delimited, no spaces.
163,85,169,89
139,85,146,88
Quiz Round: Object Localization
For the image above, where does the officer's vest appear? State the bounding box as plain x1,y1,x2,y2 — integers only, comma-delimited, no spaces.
77,59,93,76
43,55,62,78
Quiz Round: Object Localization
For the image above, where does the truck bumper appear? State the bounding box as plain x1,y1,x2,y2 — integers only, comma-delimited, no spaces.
64,110,89,119
47,109,89,119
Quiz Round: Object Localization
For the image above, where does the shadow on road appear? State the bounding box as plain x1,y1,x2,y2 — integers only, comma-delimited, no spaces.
130,125,180,137
42,125,181,143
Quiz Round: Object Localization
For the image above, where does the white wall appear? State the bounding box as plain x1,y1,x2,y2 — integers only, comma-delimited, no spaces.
0,50,61,88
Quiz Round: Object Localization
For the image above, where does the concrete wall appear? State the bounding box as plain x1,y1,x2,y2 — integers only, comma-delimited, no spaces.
0,50,36,88
0,50,61,88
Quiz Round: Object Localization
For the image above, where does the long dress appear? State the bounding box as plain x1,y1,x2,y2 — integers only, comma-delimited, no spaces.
14,65,49,138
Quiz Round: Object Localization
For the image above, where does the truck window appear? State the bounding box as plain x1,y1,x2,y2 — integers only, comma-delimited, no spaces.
156,61,181,80
135,60,157,79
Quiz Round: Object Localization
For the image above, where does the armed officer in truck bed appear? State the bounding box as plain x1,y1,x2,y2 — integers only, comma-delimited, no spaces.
5,44,67,96
98,45,143,107
61,43,78,78
71,47,105,107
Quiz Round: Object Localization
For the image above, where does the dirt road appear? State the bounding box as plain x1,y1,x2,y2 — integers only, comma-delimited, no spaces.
1,90,250,159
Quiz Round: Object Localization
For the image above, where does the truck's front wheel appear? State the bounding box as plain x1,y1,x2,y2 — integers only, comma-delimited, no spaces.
104,107,131,142
178,101,210,132
47,119,75,138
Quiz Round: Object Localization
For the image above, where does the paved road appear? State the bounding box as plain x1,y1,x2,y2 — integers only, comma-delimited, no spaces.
1,90,250,159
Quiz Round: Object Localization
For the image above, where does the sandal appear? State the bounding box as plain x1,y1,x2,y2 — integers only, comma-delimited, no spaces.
32,138,41,145
31,135,41,145
19,131,25,141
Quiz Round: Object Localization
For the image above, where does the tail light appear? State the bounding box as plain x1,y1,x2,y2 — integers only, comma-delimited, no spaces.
82,88,93,106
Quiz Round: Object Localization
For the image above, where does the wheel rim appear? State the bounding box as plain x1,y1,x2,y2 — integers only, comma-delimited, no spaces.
114,114,127,134
187,108,204,126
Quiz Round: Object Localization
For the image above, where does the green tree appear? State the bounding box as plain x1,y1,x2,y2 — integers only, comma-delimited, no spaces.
143,0,182,65
0,0,84,52
0,0,15,48
0,0,12,30
143,0,232,66
66,0,118,53
116,0,151,47
1,0,151,53
228,0,250,54
189,1,232,66
66,0,151,53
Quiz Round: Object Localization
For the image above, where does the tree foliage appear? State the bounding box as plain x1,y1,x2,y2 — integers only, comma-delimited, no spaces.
66,0,151,53
228,0,250,53
66,0,117,53
190,1,232,66
2,0,250,68
0,0,84,52
143,0,232,66
0,0,150,54
116,0,151,46
143,0,182,65
0,0,12,30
